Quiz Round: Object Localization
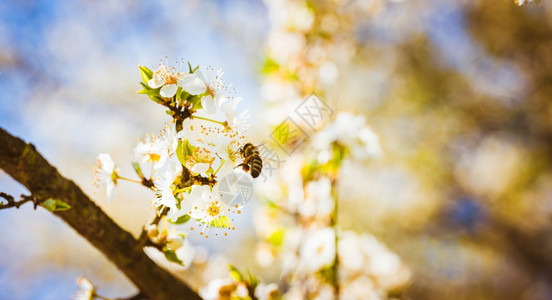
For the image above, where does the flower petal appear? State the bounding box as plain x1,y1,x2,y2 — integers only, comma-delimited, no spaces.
160,83,178,98
191,163,210,174
201,95,218,114
178,74,207,95
148,77,164,89
106,182,115,202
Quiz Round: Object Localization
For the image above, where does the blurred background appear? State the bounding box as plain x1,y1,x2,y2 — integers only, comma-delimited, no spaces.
1,0,552,299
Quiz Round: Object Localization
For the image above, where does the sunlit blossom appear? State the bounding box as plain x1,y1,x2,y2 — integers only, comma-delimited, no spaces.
185,185,238,237
151,122,181,170
152,162,182,213
147,65,180,98
196,67,226,114
93,153,119,201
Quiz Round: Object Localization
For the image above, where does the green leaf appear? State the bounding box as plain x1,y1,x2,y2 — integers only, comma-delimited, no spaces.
137,82,164,104
189,95,202,110
187,62,199,73
164,249,183,265
42,199,71,212
169,214,191,225
176,139,195,166
150,95,164,104
228,265,259,290
209,215,232,228
138,65,153,83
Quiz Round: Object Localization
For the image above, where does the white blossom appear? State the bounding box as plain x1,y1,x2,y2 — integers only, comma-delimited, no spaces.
219,97,250,131
340,275,384,300
152,162,182,213
148,65,180,98
199,278,248,300
178,118,245,174
175,238,195,269
254,283,279,300
180,185,239,237
151,122,180,170
134,134,163,169
93,153,118,201
73,277,95,300
338,231,365,274
299,177,333,219
313,112,382,160
196,68,226,114
300,228,336,272
148,64,208,98
178,73,207,95
200,278,232,300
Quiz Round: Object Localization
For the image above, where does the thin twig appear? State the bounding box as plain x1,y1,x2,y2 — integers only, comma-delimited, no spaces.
137,206,169,249
0,193,39,210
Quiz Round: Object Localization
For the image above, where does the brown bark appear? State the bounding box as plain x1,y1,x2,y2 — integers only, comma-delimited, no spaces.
0,127,202,300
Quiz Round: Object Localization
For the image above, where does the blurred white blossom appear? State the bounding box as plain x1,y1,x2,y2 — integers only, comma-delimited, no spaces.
312,112,382,160
300,228,336,272
73,277,95,300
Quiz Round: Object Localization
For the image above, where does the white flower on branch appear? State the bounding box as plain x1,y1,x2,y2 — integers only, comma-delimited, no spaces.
152,162,182,214
178,73,207,96
196,67,226,114
185,184,238,238
179,118,246,172
148,63,207,98
220,97,251,131
93,153,119,201
185,146,216,176
152,122,180,170
147,64,180,98
134,134,161,166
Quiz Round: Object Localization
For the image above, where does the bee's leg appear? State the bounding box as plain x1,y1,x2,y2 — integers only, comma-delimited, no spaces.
234,163,250,171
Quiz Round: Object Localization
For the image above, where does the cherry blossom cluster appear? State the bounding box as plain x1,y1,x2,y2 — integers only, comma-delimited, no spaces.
248,112,412,299
94,61,252,266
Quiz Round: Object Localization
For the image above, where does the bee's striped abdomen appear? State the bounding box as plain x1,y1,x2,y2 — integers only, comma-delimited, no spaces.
249,154,263,178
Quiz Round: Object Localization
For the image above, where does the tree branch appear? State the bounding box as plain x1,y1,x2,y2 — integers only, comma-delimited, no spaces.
0,127,202,300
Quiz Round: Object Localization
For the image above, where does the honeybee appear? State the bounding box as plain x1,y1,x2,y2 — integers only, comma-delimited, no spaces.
235,143,263,178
